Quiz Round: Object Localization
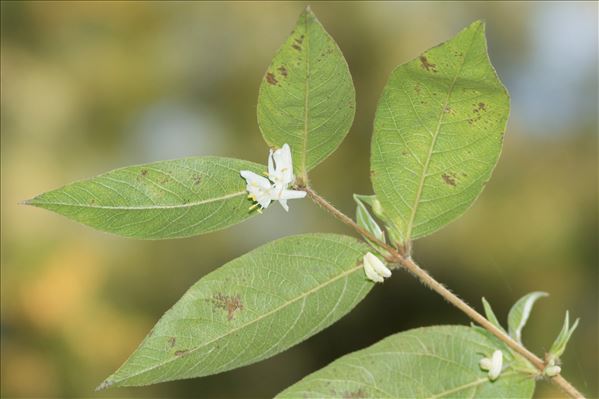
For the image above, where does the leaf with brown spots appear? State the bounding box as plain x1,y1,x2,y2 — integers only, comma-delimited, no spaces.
257,7,356,180
98,234,371,388
371,20,509,241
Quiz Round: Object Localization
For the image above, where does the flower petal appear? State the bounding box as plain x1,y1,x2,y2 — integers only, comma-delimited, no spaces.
279,189,307,200
240,170,272,189
278,199,289,212
256,195,272,209
272,144,294,185
268,149,276,178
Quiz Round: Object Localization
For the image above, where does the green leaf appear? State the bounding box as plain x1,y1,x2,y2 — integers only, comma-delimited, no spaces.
482,297,507,333
98,234,372,388
507,291,548,344
24,157,264,239
277,326,535,399
370,20,509,242
257,7,356,179
548,311,579,360
354,194,385,243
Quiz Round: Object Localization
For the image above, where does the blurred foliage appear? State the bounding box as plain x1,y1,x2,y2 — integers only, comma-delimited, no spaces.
1,1,597,398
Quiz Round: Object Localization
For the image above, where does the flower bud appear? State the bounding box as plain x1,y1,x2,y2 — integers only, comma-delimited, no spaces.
363,252,391,283
544,365,561,377
487,350,503,381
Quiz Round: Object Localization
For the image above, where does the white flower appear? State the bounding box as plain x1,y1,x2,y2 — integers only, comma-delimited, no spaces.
241,143,306,212
268,144,306,211
480,350,503,381
240,171,274,211
363,252,391,283
268,144,294,188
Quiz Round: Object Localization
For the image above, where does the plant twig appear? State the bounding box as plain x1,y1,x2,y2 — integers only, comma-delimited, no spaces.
301,185,585,399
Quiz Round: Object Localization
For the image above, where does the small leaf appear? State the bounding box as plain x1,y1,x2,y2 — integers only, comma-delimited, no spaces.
24,157,264,239
482,297,507,333
353,194,381,214
370,20,509,242
548,311,579,360
507,291,548,344
354,194,403,247
99,234,372,388
257,7,356,180
354,194,385,243
276,326,535,399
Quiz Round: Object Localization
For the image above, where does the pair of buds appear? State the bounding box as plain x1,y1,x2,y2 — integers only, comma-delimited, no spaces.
480,350,503,381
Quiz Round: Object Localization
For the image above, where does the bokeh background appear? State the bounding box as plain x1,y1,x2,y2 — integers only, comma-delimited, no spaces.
1,1,597,398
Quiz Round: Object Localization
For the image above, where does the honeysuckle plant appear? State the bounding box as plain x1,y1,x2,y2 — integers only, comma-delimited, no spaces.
24,7,585,399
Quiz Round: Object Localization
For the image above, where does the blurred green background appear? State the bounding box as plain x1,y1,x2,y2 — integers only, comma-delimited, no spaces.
1,1,597,398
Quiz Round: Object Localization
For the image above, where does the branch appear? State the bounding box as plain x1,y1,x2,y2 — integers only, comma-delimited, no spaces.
302,185,585,399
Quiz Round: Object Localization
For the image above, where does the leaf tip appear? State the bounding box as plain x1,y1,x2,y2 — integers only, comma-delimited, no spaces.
19,195,41,207
569,316,580,334
20,189,51,207
463,20,487,39
464,19,486,34
301,4,317,21
95,379,114,392
525,291,549,300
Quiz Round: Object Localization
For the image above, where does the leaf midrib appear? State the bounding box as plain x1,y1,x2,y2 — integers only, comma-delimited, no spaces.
404,27,480,241
108,263,364,386
301,12,311,177
28,191,246,211
427,371,517,399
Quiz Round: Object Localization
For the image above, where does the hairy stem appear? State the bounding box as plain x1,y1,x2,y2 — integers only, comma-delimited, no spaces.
302,185,585,399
